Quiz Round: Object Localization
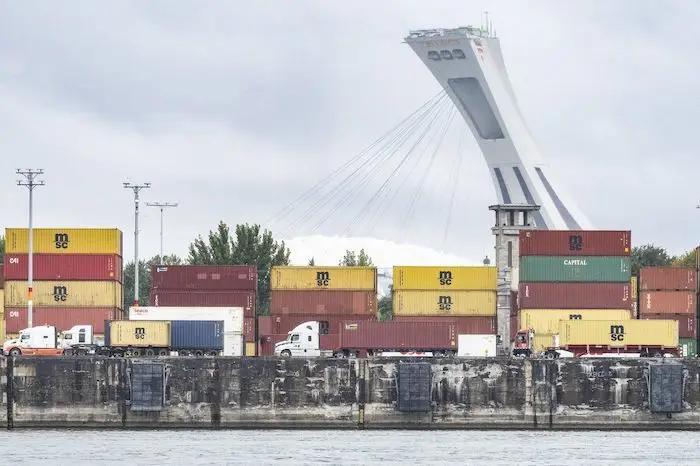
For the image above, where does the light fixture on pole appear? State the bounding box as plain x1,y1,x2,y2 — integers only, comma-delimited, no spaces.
16,169,45,329
123,182,151,306
146,201,178,262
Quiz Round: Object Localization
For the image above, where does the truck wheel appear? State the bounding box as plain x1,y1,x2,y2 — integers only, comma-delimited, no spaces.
280,350,291,358
9,348,21,357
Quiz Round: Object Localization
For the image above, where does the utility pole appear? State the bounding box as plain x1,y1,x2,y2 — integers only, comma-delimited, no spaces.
16,169,45,329
146,201,178,262
123,182,151,306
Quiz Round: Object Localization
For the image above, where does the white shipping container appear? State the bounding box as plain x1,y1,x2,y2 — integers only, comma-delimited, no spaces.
457,334,497,357
129,306,245,356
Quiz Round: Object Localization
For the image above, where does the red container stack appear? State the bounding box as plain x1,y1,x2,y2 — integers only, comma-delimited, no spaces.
639,267,697,340
149,265,258,318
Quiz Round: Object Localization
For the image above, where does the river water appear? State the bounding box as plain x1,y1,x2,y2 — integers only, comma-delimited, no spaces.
5,429,700,465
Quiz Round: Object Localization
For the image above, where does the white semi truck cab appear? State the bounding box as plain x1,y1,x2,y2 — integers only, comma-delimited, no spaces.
3,325,99,356
273,321,333,358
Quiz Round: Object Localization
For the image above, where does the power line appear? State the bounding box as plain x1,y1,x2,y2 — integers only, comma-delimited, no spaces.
16,168,45,328
146,201,178,262
123,182,151,306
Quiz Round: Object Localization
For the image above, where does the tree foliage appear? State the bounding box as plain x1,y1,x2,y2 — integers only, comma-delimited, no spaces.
187,222,291,315
308,257,316,266
631,244,673,275
123,254,182,310
339,248,374,266
0,234,4,263
672,249,696,268
377,285,392,321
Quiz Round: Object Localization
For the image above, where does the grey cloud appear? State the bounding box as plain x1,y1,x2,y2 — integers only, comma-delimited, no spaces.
0,0,698,265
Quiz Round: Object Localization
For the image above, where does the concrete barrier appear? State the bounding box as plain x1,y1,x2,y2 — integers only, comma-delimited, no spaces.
1,356,699,429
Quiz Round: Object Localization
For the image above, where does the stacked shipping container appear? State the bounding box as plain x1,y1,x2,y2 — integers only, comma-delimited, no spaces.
3,228,124,336
518,230,633,351
260,266,377,356
391,266,497,336
149,265,257,354
0,264,4,342
639,267,697,356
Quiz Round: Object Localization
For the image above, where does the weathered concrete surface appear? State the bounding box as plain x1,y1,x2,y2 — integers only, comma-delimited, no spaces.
2,356,700,429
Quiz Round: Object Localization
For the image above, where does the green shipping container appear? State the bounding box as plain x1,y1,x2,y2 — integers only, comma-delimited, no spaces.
520,256,631,282
680,338,697,357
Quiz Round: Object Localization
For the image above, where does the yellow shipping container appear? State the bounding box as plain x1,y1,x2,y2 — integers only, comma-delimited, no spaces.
558,319,678,348
520,309,632,335
393,266,496,291
631,276,638,298
108,320,170,347
4,281,123,307
5,228,122,255
532,333,556,352
393,290,496,316
245,342,257,356
271,266,377,291
0,289,4,316
0,320,5,343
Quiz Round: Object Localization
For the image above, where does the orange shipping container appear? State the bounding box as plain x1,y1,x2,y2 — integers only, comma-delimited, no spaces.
639,290,695,315
640,267,696,291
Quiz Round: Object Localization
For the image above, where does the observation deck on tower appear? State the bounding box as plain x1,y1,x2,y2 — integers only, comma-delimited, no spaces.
404,25,592,230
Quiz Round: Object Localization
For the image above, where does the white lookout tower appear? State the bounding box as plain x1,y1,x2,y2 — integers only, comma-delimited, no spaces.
404,23,592,230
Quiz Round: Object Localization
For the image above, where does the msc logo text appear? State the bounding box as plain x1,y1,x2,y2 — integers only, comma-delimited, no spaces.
316,271,330,287
609,325,625,342
53,286,68,302
438,295,452,311
439,271,452,286
54,233,70,249
568,234,583,251
134,327,146,339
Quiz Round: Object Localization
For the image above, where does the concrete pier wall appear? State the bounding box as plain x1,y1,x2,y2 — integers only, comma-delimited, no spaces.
2,356,700,429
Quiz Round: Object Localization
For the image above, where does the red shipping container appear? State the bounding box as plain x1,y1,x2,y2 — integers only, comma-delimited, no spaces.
3,254,123,281
640,314,696,339
151,265,257,291
259,334,288,356
4,307,123,333
511,291,519,317
519,230,631,256
270,290,376,316
243,317,255,343
267,314,377,336
640,267,696,291
149,290,256,316
338,320,457,351
257,315,273,336
519,282,632,309
391,316,496,334
639,290,695,315
510,313,519,341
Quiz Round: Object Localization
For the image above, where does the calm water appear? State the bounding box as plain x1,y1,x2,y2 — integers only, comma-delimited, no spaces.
4,429,700,465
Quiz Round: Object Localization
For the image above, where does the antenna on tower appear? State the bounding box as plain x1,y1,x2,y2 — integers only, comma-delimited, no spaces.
485,11,489,34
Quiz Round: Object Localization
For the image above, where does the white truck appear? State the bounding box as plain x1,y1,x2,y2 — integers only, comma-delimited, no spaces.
3,325,102,356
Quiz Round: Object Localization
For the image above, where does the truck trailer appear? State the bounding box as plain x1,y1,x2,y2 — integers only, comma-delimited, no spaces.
512,319,680,358
274,320,458,358
2,320,228,357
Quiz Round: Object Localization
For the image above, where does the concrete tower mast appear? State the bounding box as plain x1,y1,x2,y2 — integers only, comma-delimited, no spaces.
404,25,592,230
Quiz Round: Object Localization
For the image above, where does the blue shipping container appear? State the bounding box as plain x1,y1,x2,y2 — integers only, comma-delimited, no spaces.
170,320,225,351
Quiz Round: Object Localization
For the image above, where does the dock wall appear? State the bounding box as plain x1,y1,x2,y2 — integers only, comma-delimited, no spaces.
2,356,699,429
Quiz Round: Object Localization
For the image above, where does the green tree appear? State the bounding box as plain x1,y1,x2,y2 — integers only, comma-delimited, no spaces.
672,248,697,267
0,234,4,263
339,248,374,266
187,222,291,315
377,285,392,321
123,254,182,310
631,244,673,275
308,257,316,266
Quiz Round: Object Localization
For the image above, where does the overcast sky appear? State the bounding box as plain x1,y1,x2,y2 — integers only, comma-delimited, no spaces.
1,1,698,266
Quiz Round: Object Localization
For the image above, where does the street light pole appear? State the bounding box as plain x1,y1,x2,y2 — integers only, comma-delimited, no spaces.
17,169,45,329
146,202,178,262
123,182,151,306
